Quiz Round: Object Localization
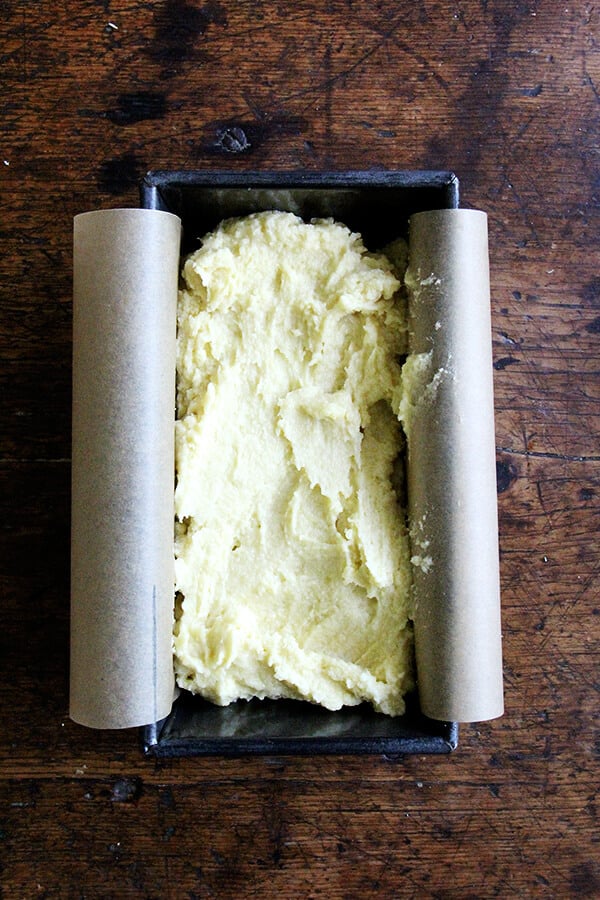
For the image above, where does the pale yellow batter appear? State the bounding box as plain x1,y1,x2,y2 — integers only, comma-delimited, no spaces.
174,211,414,716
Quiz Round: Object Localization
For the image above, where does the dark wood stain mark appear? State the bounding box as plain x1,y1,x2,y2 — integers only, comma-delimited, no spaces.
581,277,600,308
496,459,519,493
106,91,167,125
585,316,600,334
426,1,540,175
520,84,543,97
158,786,176,809
97,152,143,194
570,862,600,897
148,0,227,76
494,356,520,370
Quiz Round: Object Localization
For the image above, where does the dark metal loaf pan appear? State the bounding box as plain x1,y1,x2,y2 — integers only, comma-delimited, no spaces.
141,169,459,757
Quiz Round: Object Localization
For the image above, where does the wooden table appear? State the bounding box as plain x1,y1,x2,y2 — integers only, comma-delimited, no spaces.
2,1,598,896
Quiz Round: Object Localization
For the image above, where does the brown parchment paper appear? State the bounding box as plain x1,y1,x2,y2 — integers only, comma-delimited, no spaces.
405,209,503,722
70,208,181,729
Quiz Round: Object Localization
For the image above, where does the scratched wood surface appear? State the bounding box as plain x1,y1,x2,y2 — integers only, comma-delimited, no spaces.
1,0,599,896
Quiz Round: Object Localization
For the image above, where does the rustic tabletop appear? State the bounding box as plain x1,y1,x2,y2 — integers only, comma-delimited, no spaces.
2,1,599,897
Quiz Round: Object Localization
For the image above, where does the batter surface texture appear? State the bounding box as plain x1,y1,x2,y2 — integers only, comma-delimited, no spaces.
174,211,414,716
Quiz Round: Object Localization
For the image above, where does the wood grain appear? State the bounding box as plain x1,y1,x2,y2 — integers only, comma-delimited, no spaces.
1,0,599,896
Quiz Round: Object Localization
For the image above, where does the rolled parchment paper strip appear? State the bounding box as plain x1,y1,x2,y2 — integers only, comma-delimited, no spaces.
71,208,181,729
405,209,503,722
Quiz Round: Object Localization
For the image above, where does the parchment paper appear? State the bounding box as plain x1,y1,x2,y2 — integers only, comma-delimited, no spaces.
405,209,504,722
70,208,181,729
